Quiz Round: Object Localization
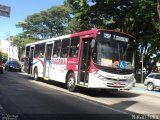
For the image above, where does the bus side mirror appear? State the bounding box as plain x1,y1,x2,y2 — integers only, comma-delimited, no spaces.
91,39,95,48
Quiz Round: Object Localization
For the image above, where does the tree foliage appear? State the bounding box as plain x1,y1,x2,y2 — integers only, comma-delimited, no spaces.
16,5,71,39
15,5,71,60
12,33,38,61
0,51,8,61
16,0,160,74
66,0,160,74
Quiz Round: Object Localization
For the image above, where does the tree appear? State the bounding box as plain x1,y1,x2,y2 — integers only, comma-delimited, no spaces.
12,33,38,61
132,0,159,74
65,0,94,31
16,0,160,74
16,5,71,39
66,0,160,74
65,0,135,31
1,52,8,62
0,51,7,62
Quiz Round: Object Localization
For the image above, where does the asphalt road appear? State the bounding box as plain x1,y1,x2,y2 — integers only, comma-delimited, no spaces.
0,71,159,120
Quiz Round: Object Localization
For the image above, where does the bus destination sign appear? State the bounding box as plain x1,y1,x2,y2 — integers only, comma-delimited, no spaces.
103,33,129,42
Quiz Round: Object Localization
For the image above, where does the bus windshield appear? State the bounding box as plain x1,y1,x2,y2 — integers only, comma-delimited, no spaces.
93,31,135,70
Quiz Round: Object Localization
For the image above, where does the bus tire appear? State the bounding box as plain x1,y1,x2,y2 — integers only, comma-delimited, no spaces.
34,68,39,81
67,72,76,92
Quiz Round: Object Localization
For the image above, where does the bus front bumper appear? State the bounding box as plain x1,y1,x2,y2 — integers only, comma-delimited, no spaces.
88,74,134,90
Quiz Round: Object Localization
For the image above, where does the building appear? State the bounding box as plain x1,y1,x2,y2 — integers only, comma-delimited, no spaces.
0,39,9,53
0,39,18,60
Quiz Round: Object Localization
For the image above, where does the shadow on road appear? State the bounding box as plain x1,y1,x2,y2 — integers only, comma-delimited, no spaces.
35,79,140,98
110,100,138,110
76,88,140,98
14,72,140,98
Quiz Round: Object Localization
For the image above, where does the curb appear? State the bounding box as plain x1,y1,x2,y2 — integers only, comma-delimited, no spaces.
134,83,146,88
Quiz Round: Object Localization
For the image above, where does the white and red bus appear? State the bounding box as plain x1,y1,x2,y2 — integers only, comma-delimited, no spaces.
23,29,136,91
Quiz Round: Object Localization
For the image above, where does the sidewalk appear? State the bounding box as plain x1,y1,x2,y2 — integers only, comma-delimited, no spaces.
130,83,160,96
134,83,146,88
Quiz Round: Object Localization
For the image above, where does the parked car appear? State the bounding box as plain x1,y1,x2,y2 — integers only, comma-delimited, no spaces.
4,61,21,72
144,73,160,91
0,59,3,74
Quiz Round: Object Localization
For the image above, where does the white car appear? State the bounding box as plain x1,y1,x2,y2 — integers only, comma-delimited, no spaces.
144,73,160,91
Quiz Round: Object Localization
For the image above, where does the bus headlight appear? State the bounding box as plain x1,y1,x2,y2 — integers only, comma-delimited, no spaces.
129,75,135,83
93,71,106,80
99,76,105,80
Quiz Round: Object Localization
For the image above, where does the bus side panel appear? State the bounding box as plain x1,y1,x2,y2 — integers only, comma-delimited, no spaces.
49,58,67,83
49,69,67,83
32,58,44,77
66,58,79,70
66,58,79,83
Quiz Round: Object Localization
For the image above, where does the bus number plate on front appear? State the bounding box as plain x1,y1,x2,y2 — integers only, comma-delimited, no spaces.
113,82,120,86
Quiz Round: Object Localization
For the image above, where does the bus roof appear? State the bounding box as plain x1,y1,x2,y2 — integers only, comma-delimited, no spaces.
26,34,70,46
71,29,135,39
26,29,135,46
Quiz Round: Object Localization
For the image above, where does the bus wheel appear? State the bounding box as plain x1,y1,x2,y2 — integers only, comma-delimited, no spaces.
34,68,39,81
67,73,76,92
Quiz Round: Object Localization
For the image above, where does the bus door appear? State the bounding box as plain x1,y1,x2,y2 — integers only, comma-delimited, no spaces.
43,43,53,79
78,37,93,86
28,46,35,74
23,46,30,73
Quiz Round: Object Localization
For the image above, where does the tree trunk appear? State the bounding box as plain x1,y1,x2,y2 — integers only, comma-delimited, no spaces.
157,0,160,20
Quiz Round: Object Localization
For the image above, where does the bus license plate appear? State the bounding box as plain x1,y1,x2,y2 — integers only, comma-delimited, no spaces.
113,82,120,86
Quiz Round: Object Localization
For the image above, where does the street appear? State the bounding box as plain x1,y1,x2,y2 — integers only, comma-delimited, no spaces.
0,1,160,120
0,71,160,120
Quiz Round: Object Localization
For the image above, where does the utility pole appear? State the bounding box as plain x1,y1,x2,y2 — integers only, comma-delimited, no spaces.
7,33,10,61
141,53,144,83
157,0,160,20
10,36,13,61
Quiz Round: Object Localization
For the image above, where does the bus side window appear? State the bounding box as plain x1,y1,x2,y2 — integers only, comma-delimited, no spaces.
46,44,53,60
39,43,45,58
25,46,30,58
60,38,70,58
52,40,61,58
69,37,80,58
34,44,39,58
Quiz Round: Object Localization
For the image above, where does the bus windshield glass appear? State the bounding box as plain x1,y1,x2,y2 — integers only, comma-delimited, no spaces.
93,31,135,70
